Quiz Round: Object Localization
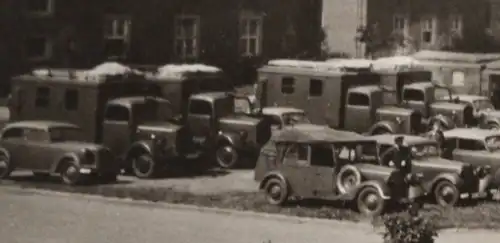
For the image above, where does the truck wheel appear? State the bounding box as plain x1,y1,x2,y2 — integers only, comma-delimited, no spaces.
356,186,386,216
433,180,459,207
216,144,239,169
60,161,82,186
131,154,159,179
264,178,288,205
0,150,12,179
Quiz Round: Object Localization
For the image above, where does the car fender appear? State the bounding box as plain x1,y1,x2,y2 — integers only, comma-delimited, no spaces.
216,131,243,148
342,180,391,201
259,171,288,190
368,120,398,135
51,152,81,173
429,172,463,191
126,140,154,159
428,115,455,129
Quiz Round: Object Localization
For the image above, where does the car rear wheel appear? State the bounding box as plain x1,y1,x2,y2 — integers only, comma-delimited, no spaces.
0,151,12,179
356,186,386,216
132,154,159,179
60,161,82,186
433,180,459,207
264,178,288,205
216,144,239,169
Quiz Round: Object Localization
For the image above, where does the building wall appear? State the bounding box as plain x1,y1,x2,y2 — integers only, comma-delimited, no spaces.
2,0,323,85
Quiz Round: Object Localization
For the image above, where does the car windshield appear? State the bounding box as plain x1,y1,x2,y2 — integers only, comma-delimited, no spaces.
485,136,500,151
473,99,494,110
283,112,310,126
410,144,439,159
49,127,82,142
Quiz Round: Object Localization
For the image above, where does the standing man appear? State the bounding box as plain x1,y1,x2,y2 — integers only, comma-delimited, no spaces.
427,122,445,152
381,136,412,174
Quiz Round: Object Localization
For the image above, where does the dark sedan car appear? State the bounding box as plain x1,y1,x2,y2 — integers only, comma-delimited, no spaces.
0,121,118,185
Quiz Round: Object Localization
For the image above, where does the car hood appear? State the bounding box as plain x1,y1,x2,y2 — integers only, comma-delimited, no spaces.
415,157,465,172
354,163,395,179
51,141,105,152
219,114,261,126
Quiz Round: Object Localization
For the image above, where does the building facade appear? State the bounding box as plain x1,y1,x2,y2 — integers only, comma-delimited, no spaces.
323,0,496,58
0,0,323,84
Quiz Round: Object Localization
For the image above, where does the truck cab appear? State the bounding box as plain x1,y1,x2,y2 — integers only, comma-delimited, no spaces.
186,92,271,168
402,82,474,129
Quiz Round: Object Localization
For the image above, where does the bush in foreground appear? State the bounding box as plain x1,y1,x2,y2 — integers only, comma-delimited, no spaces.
382,205,438,243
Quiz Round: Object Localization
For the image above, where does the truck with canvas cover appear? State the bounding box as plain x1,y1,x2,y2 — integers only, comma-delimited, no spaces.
255,59,423,135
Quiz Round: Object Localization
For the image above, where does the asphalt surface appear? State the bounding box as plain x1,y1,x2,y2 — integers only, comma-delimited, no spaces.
2,186,500,243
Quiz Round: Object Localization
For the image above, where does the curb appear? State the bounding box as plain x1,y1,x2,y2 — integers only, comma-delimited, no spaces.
0,183,377,232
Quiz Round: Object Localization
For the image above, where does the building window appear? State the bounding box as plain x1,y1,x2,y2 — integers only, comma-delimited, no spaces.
450,14,463,37
174,15,200,59
25,0,54,15
281,77,295,94
239,11,263,56
104,15,131,58
25,36,52,60
35,87,50,108
393,14,409,35
421,16,436,44
64,89,79,111
309,79,323,97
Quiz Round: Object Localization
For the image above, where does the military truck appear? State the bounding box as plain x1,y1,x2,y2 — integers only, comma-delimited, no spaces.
255,59,424,135
9,65,271,177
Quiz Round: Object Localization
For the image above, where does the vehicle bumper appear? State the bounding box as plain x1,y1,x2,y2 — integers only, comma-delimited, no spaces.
460,192,488,199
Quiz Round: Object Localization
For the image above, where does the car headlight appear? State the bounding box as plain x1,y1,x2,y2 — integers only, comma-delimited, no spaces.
81,149,95,165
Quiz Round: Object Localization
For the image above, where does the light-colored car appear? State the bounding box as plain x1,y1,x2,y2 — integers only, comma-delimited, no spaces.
443,128,500,197
0,121,118,185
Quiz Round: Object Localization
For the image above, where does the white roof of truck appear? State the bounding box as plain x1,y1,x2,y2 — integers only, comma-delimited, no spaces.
371,56,423,71
155,64,222,79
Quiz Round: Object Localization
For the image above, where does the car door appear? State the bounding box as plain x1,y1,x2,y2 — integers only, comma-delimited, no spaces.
0,127,29,168
308,144,335,197
280,143,315,198
22,128,55,172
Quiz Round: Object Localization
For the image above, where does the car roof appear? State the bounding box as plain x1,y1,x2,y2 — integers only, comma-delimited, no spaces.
262,107,305,116
370,134,436,145
4,120,79,131
272,124,374,144
443,128,500,140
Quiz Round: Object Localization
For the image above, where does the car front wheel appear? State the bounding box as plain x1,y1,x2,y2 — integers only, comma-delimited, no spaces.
356,186,386,216
433,180,459,207
60,161,82,186
215,144,239,169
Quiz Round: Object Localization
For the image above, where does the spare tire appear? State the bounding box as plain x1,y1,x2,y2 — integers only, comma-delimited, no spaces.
336,164,362,194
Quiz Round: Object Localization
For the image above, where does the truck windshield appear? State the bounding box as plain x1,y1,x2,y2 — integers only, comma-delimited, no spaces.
410,144,439,159
135,101,173,122
49,127,82,142
215,97,235,117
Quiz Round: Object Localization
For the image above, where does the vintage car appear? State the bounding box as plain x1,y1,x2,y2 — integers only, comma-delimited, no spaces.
366,134,490,207
442,128,500,197
254,124,425,216
439,94,500,129
261,107,310,131
0,121,118,185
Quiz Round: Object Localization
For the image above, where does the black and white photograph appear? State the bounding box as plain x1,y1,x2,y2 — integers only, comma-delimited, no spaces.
2,0,500,242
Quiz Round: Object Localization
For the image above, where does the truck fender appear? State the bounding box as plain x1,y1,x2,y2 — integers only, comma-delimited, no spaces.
259,171,288,191
344,180,391,201
52,153,81,173
368,120,398,135
125,141,154,160
428,115,455,130
216,131,242,148
429,173,462,192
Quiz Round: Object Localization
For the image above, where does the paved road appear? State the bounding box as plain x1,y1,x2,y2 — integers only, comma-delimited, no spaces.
1,187,500,243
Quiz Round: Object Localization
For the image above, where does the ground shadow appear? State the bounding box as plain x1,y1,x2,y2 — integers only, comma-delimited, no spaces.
8,174,133,186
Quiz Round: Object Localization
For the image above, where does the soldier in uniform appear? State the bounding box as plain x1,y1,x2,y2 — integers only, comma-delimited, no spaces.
381,136,412,174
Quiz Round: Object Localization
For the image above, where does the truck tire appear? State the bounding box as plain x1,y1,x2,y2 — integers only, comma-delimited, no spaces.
215,143,239,169
0,150,12,179
336,165,362,194
131,153,160,179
